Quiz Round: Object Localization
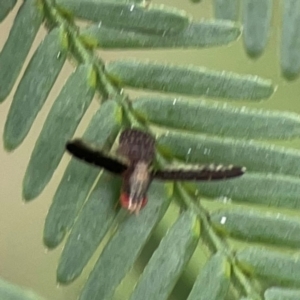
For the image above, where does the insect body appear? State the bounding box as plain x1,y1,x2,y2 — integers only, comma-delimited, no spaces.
66,129,245,213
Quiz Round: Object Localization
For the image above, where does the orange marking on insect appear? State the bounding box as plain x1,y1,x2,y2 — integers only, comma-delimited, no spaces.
120,192,148,214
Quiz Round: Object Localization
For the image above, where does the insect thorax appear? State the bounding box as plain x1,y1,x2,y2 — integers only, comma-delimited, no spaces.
128,161,151,203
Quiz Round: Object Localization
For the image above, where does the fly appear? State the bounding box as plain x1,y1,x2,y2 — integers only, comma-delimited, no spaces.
66,128,246,213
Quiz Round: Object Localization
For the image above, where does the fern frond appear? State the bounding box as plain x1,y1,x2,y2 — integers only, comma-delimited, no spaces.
0,277,45,300
213,0,300,80
0,0,43,102
2,1,300,300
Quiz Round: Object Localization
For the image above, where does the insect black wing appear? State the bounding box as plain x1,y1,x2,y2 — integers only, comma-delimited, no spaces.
66,139,128,174
118,128,155,163
152,164,245,181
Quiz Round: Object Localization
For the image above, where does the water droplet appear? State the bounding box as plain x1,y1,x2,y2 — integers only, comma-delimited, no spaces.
173,98,177,105
203,148,211,155
97,21,102,28
220,216,227,224
216,196,231,204
56,51,61,59
67,175,71,182
77,234,81,240
187,148,192,155
130,4,135,11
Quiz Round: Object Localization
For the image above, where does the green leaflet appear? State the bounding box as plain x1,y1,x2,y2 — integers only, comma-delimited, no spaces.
0,0,17,22
0,277,45,300
106,60,274,100
43,100,122,248
4,27,67,151
23,64,95,201
79,181,173,300
211,208,300,249
130,210,199,300
58,0,143,2
0,0,43,102
57,172,121,283
214,0,239,21
157,131,300,178
194,173,300,210
132,96,300,139
187,252,230,300
242,0,272,57
236,247,300,285
57,1,189,34
81,20,240,49
265,287,300,300
281,0,300,80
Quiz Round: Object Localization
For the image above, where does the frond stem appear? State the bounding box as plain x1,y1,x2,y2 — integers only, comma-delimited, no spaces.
42,0,119,99
175,182,262,300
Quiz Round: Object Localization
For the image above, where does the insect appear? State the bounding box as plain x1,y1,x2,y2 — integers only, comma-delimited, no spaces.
66,128,245,213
